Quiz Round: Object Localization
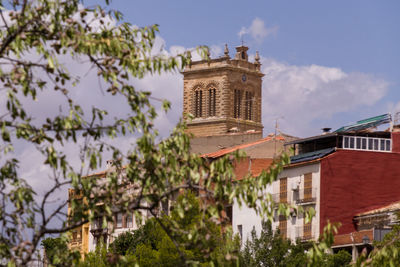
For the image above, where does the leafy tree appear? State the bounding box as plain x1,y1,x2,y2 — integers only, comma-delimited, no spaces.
41,237,80,267
0,1,388,266
240,220,309,267
355,224,400,267
325,250,351,267
0,0,291,265
109,231,137,256
107,192,240,266
240,221,352,267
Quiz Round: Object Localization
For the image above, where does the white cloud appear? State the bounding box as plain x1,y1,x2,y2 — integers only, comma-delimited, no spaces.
2,27,389,207
260,58,388,136
238,18,278,44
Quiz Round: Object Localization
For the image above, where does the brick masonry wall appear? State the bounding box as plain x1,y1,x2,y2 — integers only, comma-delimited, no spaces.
320,149,400,235
182,59,263,137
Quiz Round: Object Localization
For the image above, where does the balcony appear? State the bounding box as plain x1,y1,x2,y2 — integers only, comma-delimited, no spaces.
272,192,290,205
295,188,317,205
90,219,108,237
69,240,82,248
295,224,316,241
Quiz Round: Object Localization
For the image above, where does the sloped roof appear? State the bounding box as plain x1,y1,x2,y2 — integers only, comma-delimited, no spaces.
233,158,274,181
290,147,336,164
202,136,285,159
250,158,274,177
356,200,400,217
333,229,373,247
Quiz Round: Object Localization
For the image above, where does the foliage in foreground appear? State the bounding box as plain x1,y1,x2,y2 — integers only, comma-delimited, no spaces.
240,221,309,267
43,192,240,266
0,0,289,265
43,217,353,267
239,221,350,267
2,0,399,266
354,224,400,267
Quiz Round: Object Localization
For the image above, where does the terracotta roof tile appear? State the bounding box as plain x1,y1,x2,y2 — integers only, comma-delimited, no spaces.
233,158,274,180
250,158,274,177
333,229,373,246
202,136,285,158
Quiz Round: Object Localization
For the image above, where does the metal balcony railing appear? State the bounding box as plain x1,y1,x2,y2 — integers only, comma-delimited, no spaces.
294,188,317,205
69,240,82,248
295,224,316,241
272,192,290,204
90,219,108,237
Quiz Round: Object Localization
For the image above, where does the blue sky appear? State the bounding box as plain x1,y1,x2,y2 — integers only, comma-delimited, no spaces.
3,1,398,230
8,1,400,196
94,0,400,137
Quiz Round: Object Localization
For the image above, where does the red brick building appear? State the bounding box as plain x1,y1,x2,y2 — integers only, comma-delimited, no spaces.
275,114,400,258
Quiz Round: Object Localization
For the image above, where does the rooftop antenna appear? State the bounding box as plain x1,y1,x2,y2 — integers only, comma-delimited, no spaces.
274,116,284,158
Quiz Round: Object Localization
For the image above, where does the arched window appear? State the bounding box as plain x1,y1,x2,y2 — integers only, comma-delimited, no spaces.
208,87,216,117
245,91,253,120
234,89,242,119
194,89,203,118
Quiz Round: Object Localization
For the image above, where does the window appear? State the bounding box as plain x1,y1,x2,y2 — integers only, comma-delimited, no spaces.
374,139,379,150
72,231,78,241
381,139,385,150
194,90,203,118
125,213,133,228
361,138,367,150
237,225,243,240
116,213,123,228
234,89,242,118
279,177,287,203
225,205,233,224
349,137,355,149
208,88,216,116
344,136,349,148
386,139,391,151
279,218,287,239
92,218,102,230
342,135,391,152
304,173,312,202
303,221,312,240
356,137,361,149
245,91,253,120
368,138,373,150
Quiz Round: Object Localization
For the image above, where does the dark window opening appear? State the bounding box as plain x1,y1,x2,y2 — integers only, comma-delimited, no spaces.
245,91,253,120
208,88,216,116
234,89,242,118
225,205,233,224
238,225,243,240
194,90,203,118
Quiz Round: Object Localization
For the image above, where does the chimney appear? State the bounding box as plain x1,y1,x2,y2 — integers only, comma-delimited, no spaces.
321,128,331,135
391,125,400,152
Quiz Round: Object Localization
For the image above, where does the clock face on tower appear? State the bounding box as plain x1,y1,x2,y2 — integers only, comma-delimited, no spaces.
242,74,247,82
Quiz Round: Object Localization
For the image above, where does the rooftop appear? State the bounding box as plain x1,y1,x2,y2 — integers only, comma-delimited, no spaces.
356,200,400,217
285,114,394,164
202,135,285,159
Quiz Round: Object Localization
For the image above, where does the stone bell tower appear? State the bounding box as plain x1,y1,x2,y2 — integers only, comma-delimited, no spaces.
182,45,264,146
